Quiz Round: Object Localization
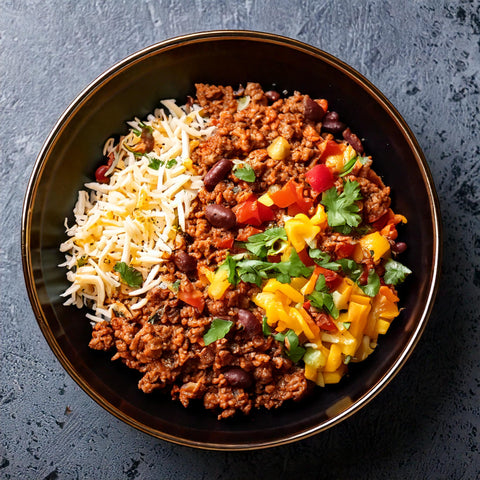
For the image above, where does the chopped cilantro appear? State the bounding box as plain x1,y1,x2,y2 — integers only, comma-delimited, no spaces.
222,255,239,285
148,157,162,170
307,274,339,318
166,158,178,169
339,155,369,177
262,317,272,336
233,163,256,182
170,280,181,292
113,262,143,288
245,227,287,259
321,180,363,233
308,249,341,270
384,258,412,285
343,322,351,330
274,330,305,363
336,258,363,283
360,269,381,297
203,318,233,346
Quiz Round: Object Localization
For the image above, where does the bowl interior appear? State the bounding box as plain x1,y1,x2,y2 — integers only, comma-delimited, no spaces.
22,32,440,449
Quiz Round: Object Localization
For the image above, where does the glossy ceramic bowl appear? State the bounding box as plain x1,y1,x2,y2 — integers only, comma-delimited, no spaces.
21,31,441,450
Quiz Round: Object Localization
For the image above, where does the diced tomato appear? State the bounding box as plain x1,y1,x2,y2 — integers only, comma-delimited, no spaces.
334,242,355,259
234,196,275,227
315,313,338,332
316,266,342,291
216,235,234,249
297,248,315,267
305,164,335,193
303,300,311,311
267,254,282,263
236,226,263,242
178,282,205,312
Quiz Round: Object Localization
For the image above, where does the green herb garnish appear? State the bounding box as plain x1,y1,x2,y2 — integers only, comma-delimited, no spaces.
339,155,369,177
233,163,256,182
148,157,162,170
308,249,341,270
321,180,363,233
245,227,288,259
203,318,234,346
262,317,272,336
166,158,178,169
360,269,381,297
384,258,412,286
170,280,181,292
113,262,143,288
274,329,306,363
77,255,88,267
307,274,339,319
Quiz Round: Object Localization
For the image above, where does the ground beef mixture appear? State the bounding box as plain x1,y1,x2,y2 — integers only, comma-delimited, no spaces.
89,83,396,419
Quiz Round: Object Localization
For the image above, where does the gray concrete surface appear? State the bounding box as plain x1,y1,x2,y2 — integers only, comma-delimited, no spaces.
1,1,479,478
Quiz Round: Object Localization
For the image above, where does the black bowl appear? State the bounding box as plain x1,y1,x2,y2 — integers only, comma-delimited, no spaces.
21,31,441,450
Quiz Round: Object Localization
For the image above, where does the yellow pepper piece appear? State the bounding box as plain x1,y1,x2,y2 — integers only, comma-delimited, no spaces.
339,330,359,357
347,301,371,338
267,136,291,160
290,277,308,291
358,231,391,263
324,364,347,383
288,307,316,341
263,279,304,304
198,265,215,284
332,277,354,310
325,343,342,372
297,306,321,340
207,268,230,300
304,363,318,382
310,204,328,229
353,335,375,362
285,214,321,252
258,192,274,207
375,318,390,335
300,266,321,296
315,371,325,387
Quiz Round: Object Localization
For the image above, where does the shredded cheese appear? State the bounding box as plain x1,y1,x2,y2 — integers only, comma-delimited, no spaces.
59,101,214,322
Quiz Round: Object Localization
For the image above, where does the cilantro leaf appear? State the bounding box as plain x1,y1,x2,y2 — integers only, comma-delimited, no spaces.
236,259,271,287
262,317,272,336
222,255,239,285
274,329,306,363
274,249,313,283
321,180,363,230
246,227,287,259
203,318,233,346
148,157,162,170
307,274,339,318
384,258,412,285
166,158,178,169
360,269,381,297
308,249,342,270
170,280,180,292
336,258,363,283
114,262,143,288
233,163,256,182
339,155,369,177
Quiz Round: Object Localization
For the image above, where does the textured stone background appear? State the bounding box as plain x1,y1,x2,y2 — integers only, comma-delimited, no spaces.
1,1,479,479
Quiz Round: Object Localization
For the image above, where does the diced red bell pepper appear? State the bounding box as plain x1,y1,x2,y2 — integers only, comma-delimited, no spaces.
178,282,205,312
234,195,275,227
319,140,345,161
305,164,335,193
270,179,312,214
297,248,315,267
334,242,355,259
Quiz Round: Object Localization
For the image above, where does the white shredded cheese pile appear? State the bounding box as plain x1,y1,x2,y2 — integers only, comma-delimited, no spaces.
59,100,214,323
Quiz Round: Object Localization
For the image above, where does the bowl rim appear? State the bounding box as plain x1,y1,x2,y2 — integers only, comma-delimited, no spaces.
21,29,442,450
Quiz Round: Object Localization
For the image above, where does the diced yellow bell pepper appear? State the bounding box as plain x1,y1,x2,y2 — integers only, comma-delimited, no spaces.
288,307,317,341
267,136,291,160
263,279,304,304
332,277,354,310
340,330,359,357
198,265,215,284
258,192,274,207
310,204,328,229
347,301,371,338
324,364,347,384
290,277,308,291
375,318,390,335
325,343,342,372
300,266,321,296
297,306,321,340
207,268,230,300
304,363,318,382
285,214,321,252
357,231,391,263
353,335,375,362
315,371,325,387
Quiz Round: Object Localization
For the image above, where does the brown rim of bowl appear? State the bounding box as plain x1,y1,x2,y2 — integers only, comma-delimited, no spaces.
21,30,442,450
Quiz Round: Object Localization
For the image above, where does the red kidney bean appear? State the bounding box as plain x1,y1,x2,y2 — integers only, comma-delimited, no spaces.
322,111,346,134
237,309,261,336
303,96,325,122
173,250,197,273
392,242,407,254
223,367,252,389
204,159,233,192
95,165,110,184
205,204,236,229
342,128,364,154
265,90,280,103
